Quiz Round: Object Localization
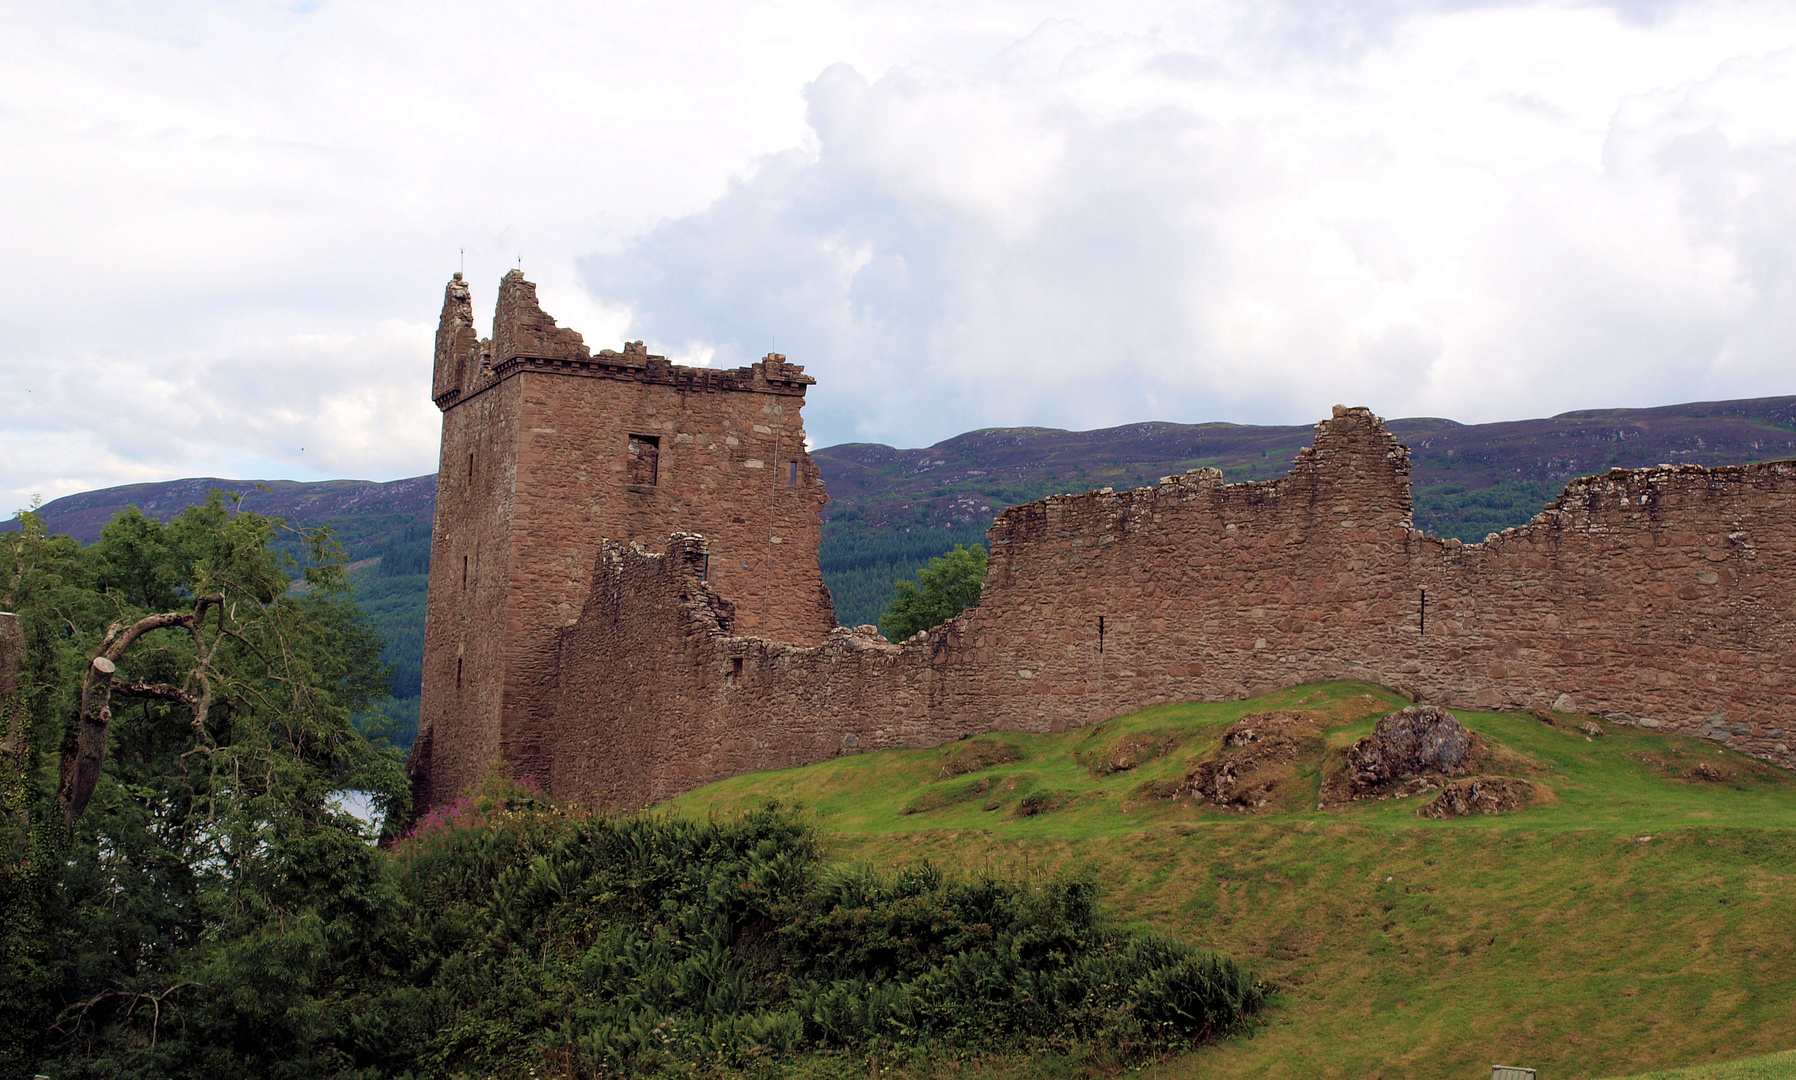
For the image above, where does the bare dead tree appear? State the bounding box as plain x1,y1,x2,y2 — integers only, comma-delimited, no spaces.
59,594,224,828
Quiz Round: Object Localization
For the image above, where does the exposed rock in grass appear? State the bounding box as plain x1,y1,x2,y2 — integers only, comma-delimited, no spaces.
1179,711,1330,812
1318,705,1527,807
1581,721,1605,738
1014,790,1066,817
1627,747,1784,786
1682,762,1727,783
937,739,1022,779
1077,730,1184,777
1347,705,1473,789
1417,776,1539,818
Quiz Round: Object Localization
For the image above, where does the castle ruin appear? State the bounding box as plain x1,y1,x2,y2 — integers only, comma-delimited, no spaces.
410,271,834,810
407,273,1796,810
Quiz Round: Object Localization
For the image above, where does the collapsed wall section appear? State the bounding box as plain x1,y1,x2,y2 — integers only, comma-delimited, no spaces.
548,534,979,807
548,406,1796,809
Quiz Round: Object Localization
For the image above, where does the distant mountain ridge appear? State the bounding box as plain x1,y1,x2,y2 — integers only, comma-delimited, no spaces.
10,474,437,549
813,395,1796,532
22,395,1792,548
12,394,1795,738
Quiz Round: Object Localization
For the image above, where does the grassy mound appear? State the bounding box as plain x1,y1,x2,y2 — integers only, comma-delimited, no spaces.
668,682,1796,1080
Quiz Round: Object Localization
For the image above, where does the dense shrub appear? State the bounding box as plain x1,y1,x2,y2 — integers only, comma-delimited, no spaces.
366,802,1264,1078
26,788,1264,1078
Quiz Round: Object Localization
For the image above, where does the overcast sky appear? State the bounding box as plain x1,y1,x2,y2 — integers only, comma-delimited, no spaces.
3,0,1794,511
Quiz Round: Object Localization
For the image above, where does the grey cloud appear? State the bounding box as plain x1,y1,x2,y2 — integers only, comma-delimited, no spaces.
579,64,1292,447
580,31,1796,449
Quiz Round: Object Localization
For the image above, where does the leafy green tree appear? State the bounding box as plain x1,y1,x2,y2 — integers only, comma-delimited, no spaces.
0,500,1265,1079
878,543,987,642
0,495,408,1077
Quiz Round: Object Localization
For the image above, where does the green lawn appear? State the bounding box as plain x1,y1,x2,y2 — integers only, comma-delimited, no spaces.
667,682,1796,1080
1607,1048,1796,1080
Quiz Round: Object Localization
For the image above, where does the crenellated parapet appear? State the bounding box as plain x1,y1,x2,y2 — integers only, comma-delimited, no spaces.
430,272,479,408
430,270,814,412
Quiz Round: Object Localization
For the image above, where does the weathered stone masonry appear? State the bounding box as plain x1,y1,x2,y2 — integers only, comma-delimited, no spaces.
547,407,1795,808
410,272,1796,812
410,272,835,810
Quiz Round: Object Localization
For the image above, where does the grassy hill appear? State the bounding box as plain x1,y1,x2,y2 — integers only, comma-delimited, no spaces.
666,682,1796,1080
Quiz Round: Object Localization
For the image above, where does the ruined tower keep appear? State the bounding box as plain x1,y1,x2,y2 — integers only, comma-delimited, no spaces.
408,271,836,809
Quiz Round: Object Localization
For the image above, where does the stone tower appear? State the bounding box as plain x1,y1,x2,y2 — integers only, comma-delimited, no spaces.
407,271,835,810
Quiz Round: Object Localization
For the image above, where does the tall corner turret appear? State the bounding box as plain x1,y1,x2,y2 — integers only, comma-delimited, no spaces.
492,269,590,367
432,272,477,410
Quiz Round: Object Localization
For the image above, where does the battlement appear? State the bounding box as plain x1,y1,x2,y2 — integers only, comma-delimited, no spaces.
432,271,812,410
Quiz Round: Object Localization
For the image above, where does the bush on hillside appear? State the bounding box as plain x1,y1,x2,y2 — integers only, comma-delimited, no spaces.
25,789,1264,1078
378,802,1265,1077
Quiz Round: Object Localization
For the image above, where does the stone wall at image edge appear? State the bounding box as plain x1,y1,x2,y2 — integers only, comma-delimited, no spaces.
547,407,1796,809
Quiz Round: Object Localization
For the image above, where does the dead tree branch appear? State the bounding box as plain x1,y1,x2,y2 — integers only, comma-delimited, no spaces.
59,594,223,828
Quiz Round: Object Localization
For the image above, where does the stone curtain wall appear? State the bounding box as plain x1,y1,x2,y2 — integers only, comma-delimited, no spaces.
547,535,979,808
410,273,836,810
547,408,1796,809
1411,462,1795,752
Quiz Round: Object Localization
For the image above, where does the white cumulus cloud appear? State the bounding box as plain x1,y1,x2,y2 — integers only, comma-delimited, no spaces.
2,0,1795,510
580,5,1796,448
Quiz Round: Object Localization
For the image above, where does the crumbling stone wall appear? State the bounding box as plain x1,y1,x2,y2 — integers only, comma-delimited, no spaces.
410,272,835,810
547,407,1796,809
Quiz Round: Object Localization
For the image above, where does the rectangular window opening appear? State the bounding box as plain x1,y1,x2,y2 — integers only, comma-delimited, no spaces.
627,434,661,486
1098,615,1105,653
788,461,798,486
730,657,744,680
462,554,468,587
467,452,474,482
455,657,463,691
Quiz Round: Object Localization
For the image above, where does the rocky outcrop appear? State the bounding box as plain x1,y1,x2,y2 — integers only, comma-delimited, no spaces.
1345,705,1474,792
1180,711,1332,812
1418,776,1536,818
